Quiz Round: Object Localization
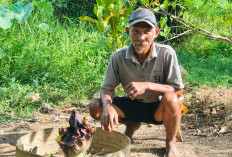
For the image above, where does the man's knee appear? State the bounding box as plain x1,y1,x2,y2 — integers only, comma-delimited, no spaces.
89,98,103,120
162,92,180,113
163,92,179,104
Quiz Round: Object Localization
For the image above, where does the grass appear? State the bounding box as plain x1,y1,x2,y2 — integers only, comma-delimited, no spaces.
0,19,112,120
174,34,232,88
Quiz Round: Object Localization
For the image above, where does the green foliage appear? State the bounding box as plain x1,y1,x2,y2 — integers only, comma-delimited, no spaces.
0,48,5,58
184,0,232,37
33,1,54,22
0,20,110,118
80,0,136,51
50,0,67,8
174,34,232,87
175,34,232,58
0,2,34,29
0,1,56,30
0,5,14,29
178,52,232,87
12,2,33,23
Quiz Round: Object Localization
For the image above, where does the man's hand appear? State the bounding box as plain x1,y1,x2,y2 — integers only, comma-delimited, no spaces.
100,104,118,132
125,82,149,99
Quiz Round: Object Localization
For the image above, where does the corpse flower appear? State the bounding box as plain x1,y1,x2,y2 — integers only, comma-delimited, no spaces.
56,110,95,157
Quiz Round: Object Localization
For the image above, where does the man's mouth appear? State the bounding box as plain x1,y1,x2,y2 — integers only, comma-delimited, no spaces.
133,41,149,47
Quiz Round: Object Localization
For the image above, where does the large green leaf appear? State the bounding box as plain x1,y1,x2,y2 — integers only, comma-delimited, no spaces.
160,16,168,29
94,5,103,20
163,0,169,8
0,5,14,29
0,49,5,59
184,0,191,7
79,16,98,24
164,27,171,36
12,2,33,23
33,1,54,20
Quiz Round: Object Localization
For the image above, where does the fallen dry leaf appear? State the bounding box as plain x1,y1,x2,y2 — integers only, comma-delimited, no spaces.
62,107,78,113
203,109,210,116
219,126,230,134
212,107,217,115
187,125,197,129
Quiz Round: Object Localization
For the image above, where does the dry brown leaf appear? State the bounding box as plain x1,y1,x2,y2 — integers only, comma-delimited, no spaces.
212,107,217,115
62,107,78,113
187,125,197,129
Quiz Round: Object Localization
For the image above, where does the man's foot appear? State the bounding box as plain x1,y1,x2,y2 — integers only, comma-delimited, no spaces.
166,141,182,157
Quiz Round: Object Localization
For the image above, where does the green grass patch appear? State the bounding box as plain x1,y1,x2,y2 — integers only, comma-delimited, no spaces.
0,20,112,119
174,34,232,88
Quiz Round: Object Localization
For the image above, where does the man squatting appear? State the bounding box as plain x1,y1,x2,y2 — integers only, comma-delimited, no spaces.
89,8,184,157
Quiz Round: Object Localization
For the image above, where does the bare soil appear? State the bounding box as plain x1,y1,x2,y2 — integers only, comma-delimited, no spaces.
1,87,232,157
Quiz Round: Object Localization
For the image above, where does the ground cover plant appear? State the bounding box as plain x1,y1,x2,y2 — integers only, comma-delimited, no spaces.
175,34,232,88
0,0,110,120
0,0,231,123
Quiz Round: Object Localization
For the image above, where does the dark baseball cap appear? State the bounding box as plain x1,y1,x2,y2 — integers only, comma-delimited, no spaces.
129,8,156,28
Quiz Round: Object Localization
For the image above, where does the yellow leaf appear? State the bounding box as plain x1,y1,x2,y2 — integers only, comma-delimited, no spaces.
43,118,49,120
181,105,188,115
82,116,87,124
119,9,126,15
105,15,113,23
55,135,63,142
149,0,160,6
79,16,98,24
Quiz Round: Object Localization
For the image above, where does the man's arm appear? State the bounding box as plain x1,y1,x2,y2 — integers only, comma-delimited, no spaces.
146,82,183,97
125,82,183,99
100,88,118,132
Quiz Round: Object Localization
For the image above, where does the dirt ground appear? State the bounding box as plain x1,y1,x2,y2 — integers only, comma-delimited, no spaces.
0,87,232,157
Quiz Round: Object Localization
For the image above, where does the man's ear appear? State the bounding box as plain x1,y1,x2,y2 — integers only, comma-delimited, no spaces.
126,27,129,36
155,28,159,38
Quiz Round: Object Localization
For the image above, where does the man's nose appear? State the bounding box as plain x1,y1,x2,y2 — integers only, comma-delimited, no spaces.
137,33,146,41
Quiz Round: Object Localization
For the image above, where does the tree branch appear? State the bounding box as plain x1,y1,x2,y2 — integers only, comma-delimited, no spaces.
161,30,193,43
158,8,232,45
159,26,185,31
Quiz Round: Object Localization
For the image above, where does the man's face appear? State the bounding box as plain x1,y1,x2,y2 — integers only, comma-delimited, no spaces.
128,22,158,54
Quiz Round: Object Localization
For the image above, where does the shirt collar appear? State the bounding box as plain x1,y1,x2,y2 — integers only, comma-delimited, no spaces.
125,42,157,62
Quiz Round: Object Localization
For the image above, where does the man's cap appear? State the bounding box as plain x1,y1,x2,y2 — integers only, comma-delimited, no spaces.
129,8,156,28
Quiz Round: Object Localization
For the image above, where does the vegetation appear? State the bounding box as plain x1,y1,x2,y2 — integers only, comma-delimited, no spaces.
0,0,231,122
175,34,232,87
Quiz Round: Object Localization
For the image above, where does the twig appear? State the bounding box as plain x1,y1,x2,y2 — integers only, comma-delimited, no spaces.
162,30,192,43
209,103,224,109
159,26,185,31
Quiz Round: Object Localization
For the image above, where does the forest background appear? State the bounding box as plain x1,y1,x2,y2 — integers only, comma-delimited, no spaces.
0,0,231,121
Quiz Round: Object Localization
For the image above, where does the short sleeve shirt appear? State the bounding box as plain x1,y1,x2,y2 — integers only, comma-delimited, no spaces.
101,42,184,103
